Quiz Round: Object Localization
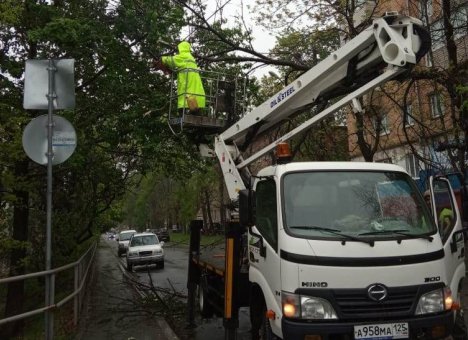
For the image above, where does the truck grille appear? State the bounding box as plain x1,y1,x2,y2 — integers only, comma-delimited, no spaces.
332,286,417,319
139,251,152,256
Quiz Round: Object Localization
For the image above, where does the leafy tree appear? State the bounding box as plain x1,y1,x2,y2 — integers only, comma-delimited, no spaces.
0,0,186,336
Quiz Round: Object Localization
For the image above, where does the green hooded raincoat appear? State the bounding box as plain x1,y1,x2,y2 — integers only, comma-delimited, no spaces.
161,41,206,110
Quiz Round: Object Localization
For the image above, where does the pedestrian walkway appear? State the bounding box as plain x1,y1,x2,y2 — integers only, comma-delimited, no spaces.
74,240,178,340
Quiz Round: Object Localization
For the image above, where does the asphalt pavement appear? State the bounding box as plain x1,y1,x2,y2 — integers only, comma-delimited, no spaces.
75,237,468,340
74,238,178,340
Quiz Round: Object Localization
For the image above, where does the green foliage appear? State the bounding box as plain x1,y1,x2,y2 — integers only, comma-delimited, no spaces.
0,0,187,280
0,0,21,25
457,84,468,114
121,161,222,231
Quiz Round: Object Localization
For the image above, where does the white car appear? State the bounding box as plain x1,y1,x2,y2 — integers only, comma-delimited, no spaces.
126,232,164,271
117,229,137,256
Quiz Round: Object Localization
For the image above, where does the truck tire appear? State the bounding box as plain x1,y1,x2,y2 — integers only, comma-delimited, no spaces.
126,261,132,272
453,311,468,340
251,298,278,340
259,304,278,340
198,284,214,318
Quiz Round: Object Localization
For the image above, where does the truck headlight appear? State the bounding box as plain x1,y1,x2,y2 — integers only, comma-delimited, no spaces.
301,296,337,319
127,251,138,257
282,291,337,319
415,287,452,315
153,249,163,255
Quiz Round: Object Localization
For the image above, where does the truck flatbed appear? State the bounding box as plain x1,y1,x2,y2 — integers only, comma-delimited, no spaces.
192,244,226,276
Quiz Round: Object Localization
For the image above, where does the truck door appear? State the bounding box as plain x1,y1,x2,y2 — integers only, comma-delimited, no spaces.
249,178,281,311
429,176,464,290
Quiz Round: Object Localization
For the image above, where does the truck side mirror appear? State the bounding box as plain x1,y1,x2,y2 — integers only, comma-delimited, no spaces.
239,189,255,227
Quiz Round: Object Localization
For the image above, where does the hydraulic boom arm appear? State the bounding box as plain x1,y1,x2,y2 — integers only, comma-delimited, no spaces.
214,13,430,202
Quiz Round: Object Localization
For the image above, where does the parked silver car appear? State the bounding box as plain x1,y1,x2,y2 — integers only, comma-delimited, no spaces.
126,232,164,271
117,229,137,256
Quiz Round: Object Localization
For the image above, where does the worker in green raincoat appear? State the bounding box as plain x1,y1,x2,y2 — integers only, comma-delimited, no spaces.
159,41,206,114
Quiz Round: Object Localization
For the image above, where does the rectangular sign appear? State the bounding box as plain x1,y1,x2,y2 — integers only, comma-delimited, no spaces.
24,59,75,110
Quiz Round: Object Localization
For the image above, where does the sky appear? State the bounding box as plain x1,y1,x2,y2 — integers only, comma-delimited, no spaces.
200,0,277,78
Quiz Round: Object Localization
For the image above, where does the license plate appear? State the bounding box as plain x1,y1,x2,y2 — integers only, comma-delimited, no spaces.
354,322,409,340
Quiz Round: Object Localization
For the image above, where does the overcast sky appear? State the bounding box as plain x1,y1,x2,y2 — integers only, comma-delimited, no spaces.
203,0,277,78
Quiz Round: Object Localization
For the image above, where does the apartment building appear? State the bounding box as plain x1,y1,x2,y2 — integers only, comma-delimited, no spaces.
347,0,468,182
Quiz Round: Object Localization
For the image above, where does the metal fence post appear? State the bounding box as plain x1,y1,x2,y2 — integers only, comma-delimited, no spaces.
74,265,79,325
48,273,55,339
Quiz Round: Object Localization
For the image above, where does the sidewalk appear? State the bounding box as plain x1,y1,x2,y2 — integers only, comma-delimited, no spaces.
74,240,178,340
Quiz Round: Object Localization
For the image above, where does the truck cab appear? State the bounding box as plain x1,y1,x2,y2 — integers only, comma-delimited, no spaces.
247,162,464,339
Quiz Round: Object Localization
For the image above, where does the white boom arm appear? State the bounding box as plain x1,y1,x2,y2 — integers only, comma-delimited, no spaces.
214,13,429,201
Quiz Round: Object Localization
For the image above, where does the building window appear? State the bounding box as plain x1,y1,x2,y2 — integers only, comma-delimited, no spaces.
430,93,444,118
405,154,420,177
426,0,433,17
430,19,444,51
425,53,433,67
453,4,468,40
373,114,390,135
427,4,468,51
419,0,433,23
404,103,414,126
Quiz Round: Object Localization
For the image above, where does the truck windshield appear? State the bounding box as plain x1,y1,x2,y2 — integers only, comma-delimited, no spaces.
282,171,436,240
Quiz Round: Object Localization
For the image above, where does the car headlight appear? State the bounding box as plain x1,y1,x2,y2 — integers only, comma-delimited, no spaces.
282,291,337,319
153,249,163,255
415,287,452,315
127,251,138,257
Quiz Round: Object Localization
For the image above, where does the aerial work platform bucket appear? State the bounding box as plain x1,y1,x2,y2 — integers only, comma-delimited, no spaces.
167,69,248,135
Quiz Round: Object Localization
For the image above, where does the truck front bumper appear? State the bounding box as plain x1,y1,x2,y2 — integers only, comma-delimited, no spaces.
282,311,454,340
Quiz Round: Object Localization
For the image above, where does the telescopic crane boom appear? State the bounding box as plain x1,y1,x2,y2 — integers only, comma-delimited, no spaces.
214,13,430,201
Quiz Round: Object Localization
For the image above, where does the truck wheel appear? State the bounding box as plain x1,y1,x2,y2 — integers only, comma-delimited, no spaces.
453,310,468,340
251,299,277,340
126,261,132,272
198,284,214,318
259,306,278,340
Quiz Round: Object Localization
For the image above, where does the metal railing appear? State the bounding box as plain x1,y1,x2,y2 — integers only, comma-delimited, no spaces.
0,241,97,327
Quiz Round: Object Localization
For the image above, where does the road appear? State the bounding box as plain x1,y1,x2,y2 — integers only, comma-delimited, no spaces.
104,236,468,339
75,239,176,340
106,237,252,340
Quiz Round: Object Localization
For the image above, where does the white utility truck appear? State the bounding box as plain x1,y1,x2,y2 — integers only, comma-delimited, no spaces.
184,12,468,340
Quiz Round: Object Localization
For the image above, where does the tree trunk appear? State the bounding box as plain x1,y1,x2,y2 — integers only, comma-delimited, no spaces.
0,160,29,339
355,111,377,162
204,189,214,231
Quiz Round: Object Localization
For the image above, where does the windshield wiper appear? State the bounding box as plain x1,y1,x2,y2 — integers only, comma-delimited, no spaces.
289,225,375,246
359,229,433,242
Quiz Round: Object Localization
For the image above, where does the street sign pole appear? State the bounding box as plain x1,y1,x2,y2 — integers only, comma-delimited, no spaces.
45,59,56,340
23,58,75,340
